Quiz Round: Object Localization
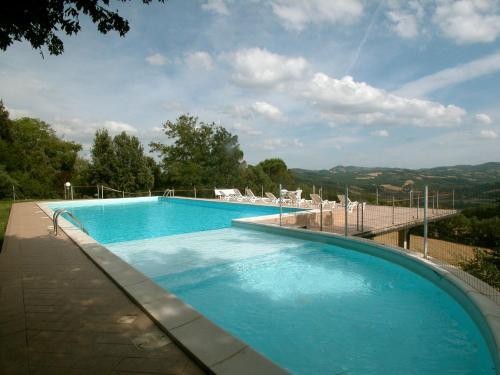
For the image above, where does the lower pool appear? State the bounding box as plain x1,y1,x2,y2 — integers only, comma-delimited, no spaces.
50,197,496,374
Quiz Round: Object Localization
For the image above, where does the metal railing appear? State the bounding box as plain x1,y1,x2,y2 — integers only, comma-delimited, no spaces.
163,189,174,197
52,208,89,236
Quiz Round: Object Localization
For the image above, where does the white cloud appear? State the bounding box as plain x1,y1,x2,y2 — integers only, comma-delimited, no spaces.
152,126,163,133
185,51,213,70
395,51,500,97
229,48,308,88
371,129,389,137
302,73,466,127
201,0,231,15
479,129,498,139
6,107,30,119
433,0,500,44
475,113,493,125
231,122,262,136
271,0,363,31
252,101,285,121
146,53,168,66
386,1,424,39
102,120,138,133
256,138,303,150
387,11,419,39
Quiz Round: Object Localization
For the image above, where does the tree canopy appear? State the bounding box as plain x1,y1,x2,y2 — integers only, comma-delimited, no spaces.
0,0,164,55
257,158,295,188
150,115,245,187
0,101,81,197
91,129,154,191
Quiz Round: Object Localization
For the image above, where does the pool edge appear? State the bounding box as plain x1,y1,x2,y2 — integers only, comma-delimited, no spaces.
38,201,289,375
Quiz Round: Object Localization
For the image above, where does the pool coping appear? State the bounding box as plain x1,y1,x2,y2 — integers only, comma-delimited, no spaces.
37,199,289,375
40,196,500,374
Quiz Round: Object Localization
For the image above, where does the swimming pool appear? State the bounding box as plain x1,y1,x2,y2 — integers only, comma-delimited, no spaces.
49,197,497,374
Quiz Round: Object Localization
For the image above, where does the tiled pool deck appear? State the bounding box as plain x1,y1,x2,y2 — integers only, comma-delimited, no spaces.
0,202,204,374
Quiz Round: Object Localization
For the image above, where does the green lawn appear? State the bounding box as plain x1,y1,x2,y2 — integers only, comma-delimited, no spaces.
0,201,13,249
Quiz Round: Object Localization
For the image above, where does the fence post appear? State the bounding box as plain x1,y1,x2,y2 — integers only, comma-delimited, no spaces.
261,185,264,198
432,194,435,213
71,185,74,200
436,190,439,209
392,196,395,224
452,189,455,210
122,190,125,198
12,185,16,201
417,193,420,219
376,186,379,205
361,203,364,232
194,186,197,199
424,185,429,259
279,183,283,226
149,190,151,197
356,203,359,231
409,189,412,208
344,186,348,236
320,202,323,231
313,185,315,195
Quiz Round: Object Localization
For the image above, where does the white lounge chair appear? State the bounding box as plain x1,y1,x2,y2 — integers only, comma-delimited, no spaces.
245,188,261,202
337,194,360,213
265,192,289,205
310,194,336,208
288,191,308,207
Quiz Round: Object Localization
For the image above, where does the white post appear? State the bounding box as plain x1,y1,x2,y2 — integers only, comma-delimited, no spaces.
320,202,323,231
71,186,74,200
12,185,16,201
279,183,283,226
424,185,429,259
261,185,264,198
376,186,379,205
344,186,348,236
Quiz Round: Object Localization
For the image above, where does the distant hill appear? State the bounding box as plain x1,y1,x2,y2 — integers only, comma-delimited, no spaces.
291,162,500,196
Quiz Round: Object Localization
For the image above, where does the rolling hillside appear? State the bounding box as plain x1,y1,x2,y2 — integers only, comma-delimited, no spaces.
291,162,500,197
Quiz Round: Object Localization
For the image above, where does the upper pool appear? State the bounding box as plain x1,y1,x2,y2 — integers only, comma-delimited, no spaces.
50,197,302,243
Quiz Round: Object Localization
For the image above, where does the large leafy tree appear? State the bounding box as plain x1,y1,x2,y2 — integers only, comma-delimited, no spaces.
0,0,164,55
257,158,294,189
90,129,116,185
112,132,154,191
150,115,244,187
90,130,154,191
0,103,81,198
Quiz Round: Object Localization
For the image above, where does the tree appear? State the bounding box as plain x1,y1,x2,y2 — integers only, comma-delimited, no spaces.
150,115,244,187
90,129,116,186
0,107,81,198
257,158,294,189
90,130,154,191
112,132,153,191
0,0,164,56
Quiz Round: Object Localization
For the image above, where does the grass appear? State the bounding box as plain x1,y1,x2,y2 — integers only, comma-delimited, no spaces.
0,200,13,249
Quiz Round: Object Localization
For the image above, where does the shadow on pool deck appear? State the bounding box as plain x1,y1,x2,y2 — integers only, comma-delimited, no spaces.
0,202,205,374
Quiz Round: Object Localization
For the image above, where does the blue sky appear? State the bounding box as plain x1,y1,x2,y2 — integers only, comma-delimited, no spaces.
1,0,499,169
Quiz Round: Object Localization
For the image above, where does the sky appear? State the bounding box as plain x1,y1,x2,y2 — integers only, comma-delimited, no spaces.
1,0,500,170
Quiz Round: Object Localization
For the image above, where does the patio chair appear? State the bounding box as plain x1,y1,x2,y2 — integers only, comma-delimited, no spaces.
310,193,336,208
288,191,308,207
265,192,289,204
337,194,359,213
245,188,262,202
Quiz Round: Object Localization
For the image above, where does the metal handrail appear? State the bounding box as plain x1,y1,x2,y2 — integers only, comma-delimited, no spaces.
52,208,89,236
163,189,174,197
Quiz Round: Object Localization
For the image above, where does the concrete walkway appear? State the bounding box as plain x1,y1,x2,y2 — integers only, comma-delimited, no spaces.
0,202,204,374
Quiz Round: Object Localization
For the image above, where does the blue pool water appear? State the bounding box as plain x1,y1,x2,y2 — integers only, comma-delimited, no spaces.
51,197,496,374
51,197,301,244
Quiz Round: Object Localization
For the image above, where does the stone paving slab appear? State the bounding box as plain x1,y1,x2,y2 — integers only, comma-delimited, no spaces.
0,202,205,375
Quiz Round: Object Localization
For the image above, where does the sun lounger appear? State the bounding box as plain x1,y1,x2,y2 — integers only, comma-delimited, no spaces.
310,194,336,208
337,194,360,213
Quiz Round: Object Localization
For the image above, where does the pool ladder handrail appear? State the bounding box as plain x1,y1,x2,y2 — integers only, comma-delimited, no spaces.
52,208,89,236
163,189,174,197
